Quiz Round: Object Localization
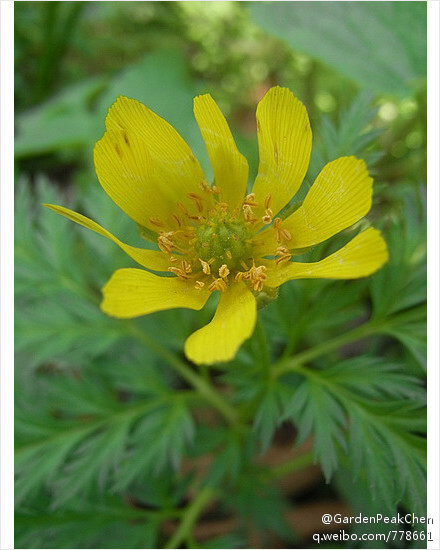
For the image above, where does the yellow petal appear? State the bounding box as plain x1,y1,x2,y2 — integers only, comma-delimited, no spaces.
194,94,248,209
252,86,312,216
43,204,170,272
184,283,257,365
94,96,207,231
265,228,388,287
101,268,210,318
281,156,373,248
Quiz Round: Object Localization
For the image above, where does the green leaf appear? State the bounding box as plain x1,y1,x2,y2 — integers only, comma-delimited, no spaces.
15,78,105,158
253,381,292,451
15,366,166,506
283,378,346,481
113,399,195,490
199,534,244,549
52,419,132,508
308,92,383,183
369,186,426,320
228,472,293,541
15,179,124,368
284,358,426,516
250,1,426,95
16,497,161,549
384,322,427,371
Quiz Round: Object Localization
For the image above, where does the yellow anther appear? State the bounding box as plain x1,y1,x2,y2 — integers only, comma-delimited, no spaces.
168,266,190,280
181,260,192,274
170,256,178,263
199,181,212,193
275,246,292,264
244,193,259,207
281,229,292,242
226,250,232,260
276,254,291,264
171,214,182,228
177,202,189,215
219,264,230,278
262,207,273,224
158,234,174,254
149,217,165,228
194,280,205,290
248,264,267,292
264,194,272,209
199,259,211,275
208,278,227,292
253,280,265,292
274,218,282,239
187,193,203,213
243,204,257,223
235,271,249,282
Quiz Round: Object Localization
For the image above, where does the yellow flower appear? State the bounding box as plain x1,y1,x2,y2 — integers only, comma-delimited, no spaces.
44,87,388,365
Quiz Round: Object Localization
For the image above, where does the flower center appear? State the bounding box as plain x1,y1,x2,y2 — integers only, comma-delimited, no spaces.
194,215,252,272
151,188,278,293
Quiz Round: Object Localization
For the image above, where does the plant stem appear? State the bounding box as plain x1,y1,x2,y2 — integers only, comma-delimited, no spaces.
255,318,270,372
267,449,315,480
164,486,217,549
128,323,239,426
273,305,426,378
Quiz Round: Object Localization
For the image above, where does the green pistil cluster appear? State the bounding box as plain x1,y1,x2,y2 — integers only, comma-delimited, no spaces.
194,216,253,272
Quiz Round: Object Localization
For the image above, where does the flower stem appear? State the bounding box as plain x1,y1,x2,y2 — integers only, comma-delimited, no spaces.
164,486,217,549
128,322,239,426
273,305,426,378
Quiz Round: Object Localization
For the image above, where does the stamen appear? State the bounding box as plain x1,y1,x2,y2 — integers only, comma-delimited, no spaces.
219,264,230,278
199,181,212,193
187,193,204,213
272,217,292,243
168,267,191,279
235,271,249,282
181,260,192,274
244,193,259,207
248,264,267,292
262,207,273,224
243,204,258,223
264,194,272,209
276,254,291,264
195,280,205,290
208,278,227,292
158,234,174,254
275,246,292,264
171,214,182,228
226,250,232,260
199,259,211,275
177,202,189,216
150,217,165,228
281,229,292,242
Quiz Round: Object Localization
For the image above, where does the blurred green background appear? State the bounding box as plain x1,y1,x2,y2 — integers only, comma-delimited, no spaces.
15,2,427,549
